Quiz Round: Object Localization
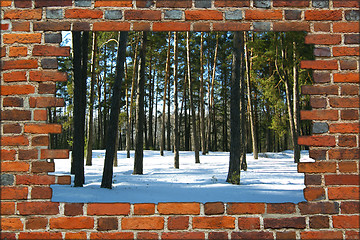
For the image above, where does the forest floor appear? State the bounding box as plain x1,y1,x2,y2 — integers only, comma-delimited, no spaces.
51,150,314,203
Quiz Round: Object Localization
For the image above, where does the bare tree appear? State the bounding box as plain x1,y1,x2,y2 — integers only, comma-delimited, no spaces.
173,32,180,168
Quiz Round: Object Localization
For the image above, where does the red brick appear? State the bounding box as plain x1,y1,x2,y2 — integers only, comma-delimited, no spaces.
161,232,205,240
98,217,118,231
330,123,359,134
0,0,12,7
273,0,309,7
185,10,223,20
3,71,27,82
298,162,337,173
32,46,70,57
329,149,360,160
341,110,359,120
34,110,47,121
325,175,359,186
137,232,158,240
245,10,283,20
65,232,87,240
333,22,360,33
19,232,62,240
193,216,235,229
1,85,35,96
125,10,161,20
0,149,16,160
215,0,250,7
64,203,84,216
0,233,15,240
32,136,49,146
35,0,71,7
16,175,55,185
264,217,305,229
267,203,296,214
14,0,32,8
305,34,341,45
339,161,358,173
301,110,338,121
193,22,211,32
301,60,338,70
342,84,359,95
18,149,38,160
24,124,62,134
298,136,336,147
1,202,15,215
341,201,360,214
3,97,24,107
3,33,41,44
333,47,360,57
227,203,265,214
0,136,29,146
299,202,339,214
122,217,164,230
313,72,330,83
306,98,326,109
9,46,27,57
29,97,64,108
39,83,56,94
301,231,343,239
346,231,360,240
1,59,38,70
302,85,338,95
334,73,359,83
95,0,132,7
18,202,59,215
238,217,260,230
1,218,24,231
153,22,191,32
304,187,326,201
1,110,31,121
333,1,360,7
309,215,329,229
41,149,69,159
4,9,42,20
93,22,131,31
50,217,94,229
158,203,200,215
205,202,224,215
333,215,359,229
12,22,30,31
90,232,133,239
273,22,310,31
208,232,228,240
1,162,30,172
328,187,360,200
168,216,189,230
34,21,71,31
305,10,342,21
231,231,274,239
330,97,360,108
276,231,296,240
156,0,192,8
57,175,71,185
1,23,9,30
133,22,151,31
314,22,330,32
65,9,103,19
134,203,155,215
1,186,28,200
338,135,357,147
1,47,6,57
31,161,55,173
31,186,52,199
87,203,130,215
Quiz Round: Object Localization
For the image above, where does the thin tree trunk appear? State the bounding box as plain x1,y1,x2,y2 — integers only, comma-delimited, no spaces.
148,51,154,149
133,32,147,175
154,80,158,149
210,33,219,152
293,41,300,163
101,32,128,189
186,32,200,164
199,32,206,155
244,32,258,160
173,32,180,168
167,63,171,151
126,36,139,158
160,33,171,156
86,32,97,166
184,77,190,151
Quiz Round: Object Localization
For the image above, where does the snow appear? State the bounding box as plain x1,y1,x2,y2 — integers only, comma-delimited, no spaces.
50,150,314,203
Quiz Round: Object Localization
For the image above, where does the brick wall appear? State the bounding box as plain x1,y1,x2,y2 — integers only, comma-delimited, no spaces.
1,0,359,239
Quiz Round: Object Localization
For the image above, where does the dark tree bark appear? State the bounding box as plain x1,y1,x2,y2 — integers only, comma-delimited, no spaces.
72,31,89,187
173,32,180,169
227,31,246,185
101,31,128,189
292,41,301,163
186,32,200,164
148,50,154,149
133,32,147,175
199,32,206,155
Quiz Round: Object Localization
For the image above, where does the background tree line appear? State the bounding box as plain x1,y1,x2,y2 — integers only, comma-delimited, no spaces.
52,31,313,187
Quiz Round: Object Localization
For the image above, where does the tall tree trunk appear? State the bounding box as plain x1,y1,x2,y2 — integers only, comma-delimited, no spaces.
154,80,158,149
227,31,246,184
97,77,102,149
167,63,171,151
72,31,89,187
184,77,190,151
148,51,154,149
186,32,200,164
199,32,206,155
173,32,180,168
293,41,300,163
210,33,219,152
133,32,147,175
160,33,171,156
86,32,97,166
244,32,258,160
101,31,128,189
126,36,139,158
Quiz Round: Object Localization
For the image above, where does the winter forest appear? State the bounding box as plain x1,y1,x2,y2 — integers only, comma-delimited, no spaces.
52,31,314,189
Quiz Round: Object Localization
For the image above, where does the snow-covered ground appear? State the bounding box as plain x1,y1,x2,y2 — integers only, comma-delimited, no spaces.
51,150,314,203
